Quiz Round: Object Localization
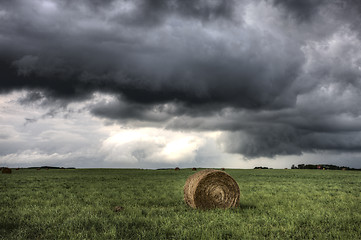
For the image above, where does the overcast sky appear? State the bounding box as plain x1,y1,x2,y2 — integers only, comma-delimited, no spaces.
1,0,361,169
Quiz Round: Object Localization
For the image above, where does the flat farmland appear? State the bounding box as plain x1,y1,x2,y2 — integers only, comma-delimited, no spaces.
1,169,360,239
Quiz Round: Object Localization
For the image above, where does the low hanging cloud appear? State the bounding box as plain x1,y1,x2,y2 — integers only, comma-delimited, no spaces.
1,0,361,162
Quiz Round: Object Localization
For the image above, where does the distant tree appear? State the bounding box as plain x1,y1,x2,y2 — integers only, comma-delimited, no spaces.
254,166,268,169
305,164,317,169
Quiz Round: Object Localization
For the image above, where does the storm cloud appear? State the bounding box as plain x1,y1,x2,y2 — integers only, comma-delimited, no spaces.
1,0,361,163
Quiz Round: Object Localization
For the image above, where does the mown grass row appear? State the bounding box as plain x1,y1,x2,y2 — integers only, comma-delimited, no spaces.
1,168,360,239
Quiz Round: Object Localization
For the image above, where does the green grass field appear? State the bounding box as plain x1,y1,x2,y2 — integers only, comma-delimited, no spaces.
1,168,360,239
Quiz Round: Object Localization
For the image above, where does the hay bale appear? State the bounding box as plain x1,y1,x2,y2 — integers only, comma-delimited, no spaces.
184,169,240,209
2,167,12,174
114,206,124,212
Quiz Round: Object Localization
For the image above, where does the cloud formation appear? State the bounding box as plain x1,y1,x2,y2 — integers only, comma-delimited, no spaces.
1,0,361,163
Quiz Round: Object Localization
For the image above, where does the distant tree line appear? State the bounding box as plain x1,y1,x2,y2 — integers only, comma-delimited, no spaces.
27,166,76,169
252,164,360,170
254,166,271,169
291,164,360,171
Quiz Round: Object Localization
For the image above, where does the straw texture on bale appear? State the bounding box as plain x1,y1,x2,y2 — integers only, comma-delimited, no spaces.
184,169,240,209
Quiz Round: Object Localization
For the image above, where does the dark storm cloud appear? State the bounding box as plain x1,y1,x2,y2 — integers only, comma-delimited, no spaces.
99,0,235,26
18,91,44,104
136,0,235,23
271,0,325,21
1,0,361,159
90,96,173,123
0,0,300,108
220,127,361,158
66,0,236,25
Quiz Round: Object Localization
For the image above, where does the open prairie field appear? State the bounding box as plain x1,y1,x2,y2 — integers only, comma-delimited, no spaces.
0,168,360,239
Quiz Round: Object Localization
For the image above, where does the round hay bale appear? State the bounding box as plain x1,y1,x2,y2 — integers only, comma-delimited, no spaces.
2,167,12,174
113,206,124,212
184,169,240,209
